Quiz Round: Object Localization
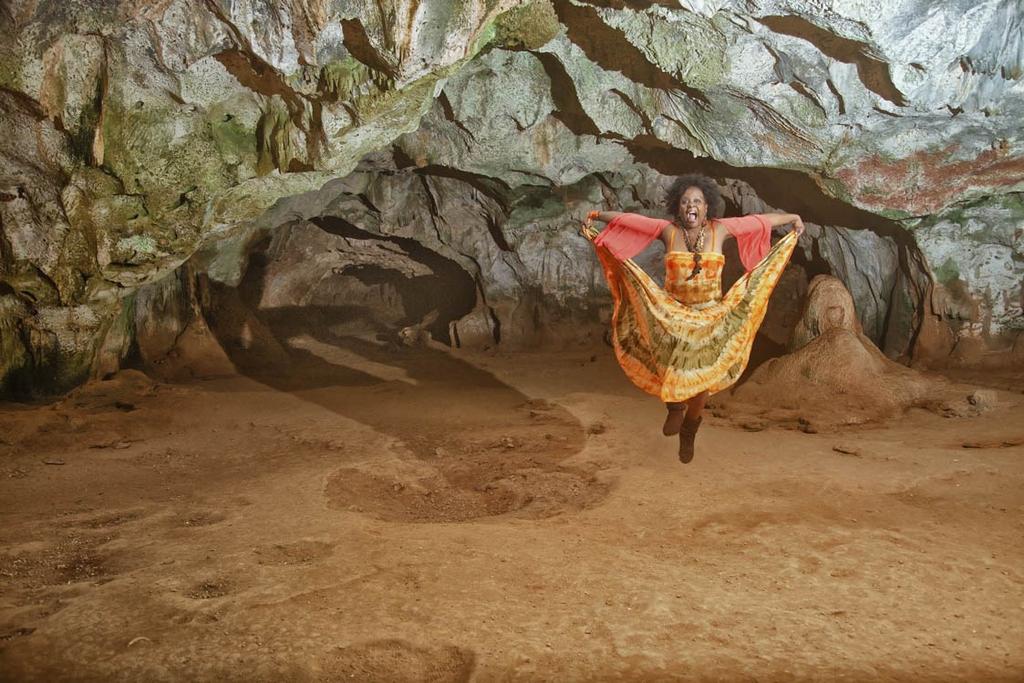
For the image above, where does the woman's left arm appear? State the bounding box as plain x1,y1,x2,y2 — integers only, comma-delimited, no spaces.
761,213,805,235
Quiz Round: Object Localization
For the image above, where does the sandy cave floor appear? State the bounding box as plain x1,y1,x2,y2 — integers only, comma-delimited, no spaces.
1,342,1023,682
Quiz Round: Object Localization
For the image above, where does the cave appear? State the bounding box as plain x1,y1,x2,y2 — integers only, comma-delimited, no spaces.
2,2,1023,680
225,215,479,350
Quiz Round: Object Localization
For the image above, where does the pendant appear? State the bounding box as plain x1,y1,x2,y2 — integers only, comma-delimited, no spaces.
686,253,702,281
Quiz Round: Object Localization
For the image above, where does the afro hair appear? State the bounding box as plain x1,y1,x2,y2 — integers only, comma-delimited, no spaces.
664,174,723,220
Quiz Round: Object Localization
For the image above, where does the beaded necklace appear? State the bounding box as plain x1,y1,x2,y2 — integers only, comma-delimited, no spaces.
677,223,707,281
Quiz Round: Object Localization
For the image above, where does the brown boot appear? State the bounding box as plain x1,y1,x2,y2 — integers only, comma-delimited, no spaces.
662,403,686,436
678,416,702,464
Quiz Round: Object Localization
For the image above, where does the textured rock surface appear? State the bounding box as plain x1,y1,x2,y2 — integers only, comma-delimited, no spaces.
909,193,1024,338
1,0,1022,394
788,275,863,352
1,0,511,393
720,327,938,430
197,166,619,350
719,277,954,430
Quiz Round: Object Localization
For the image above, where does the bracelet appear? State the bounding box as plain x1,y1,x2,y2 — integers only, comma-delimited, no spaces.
587,210,600,221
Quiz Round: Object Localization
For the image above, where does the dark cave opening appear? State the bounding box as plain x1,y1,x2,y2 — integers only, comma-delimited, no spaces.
223,216,478,352
310,216,478,345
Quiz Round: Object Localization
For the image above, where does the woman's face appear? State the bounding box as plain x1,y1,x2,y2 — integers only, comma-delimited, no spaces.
678,186,708,228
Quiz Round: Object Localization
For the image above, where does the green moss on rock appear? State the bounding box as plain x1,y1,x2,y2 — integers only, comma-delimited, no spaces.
52,227,99,303
933,256,961,285
494,1,560,50
0,50,22,91
255,98,295,176
319,58,393,103
208,105,257,170
3,263,61,306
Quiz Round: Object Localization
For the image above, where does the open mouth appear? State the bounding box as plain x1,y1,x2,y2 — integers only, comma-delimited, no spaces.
686,209,698,221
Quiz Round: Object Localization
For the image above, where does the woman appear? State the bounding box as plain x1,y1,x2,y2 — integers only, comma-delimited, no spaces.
581,174,804,463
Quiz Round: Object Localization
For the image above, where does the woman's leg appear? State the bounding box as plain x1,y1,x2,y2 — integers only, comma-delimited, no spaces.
662,402,687,436
664,390,709,437
685,390,708,421
678,390,708,464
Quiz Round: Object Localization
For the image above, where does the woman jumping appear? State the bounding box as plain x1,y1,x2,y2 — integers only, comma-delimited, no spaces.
581,174,804,464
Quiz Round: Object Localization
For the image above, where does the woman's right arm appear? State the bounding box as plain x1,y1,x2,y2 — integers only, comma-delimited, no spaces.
583,211,672,260
587,211,670,238
587,210,625,224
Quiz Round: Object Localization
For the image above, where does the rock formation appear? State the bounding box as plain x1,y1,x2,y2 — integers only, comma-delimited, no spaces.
716,275,984,430
1,0,1022,396
788,274,863,352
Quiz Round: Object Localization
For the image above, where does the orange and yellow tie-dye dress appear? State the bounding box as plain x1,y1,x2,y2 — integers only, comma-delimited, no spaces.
584,221,798,403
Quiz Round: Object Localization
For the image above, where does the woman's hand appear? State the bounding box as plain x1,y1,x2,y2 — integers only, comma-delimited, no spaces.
791,216,805,236
763,212,804,234
575,210,610,234
571,210,592,234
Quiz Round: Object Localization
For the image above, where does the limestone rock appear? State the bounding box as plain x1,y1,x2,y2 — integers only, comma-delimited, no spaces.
722,327,937,429
789,275,863,352
0,291,35,396
717,273,1003,428
204,282,292,375
450,306,499,350
908,193,1024,346
134,268,235,381
2,0,1023,394
968,389,998,412
257,220,432,309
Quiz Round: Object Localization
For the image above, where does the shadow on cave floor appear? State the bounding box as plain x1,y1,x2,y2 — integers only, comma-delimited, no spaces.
212,304,608,522
224,304,527,410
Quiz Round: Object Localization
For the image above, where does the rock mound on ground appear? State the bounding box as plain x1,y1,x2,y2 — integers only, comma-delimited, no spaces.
717,276,989,430
722,328,937,428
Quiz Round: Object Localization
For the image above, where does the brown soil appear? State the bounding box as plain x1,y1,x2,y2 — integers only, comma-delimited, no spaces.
1,343,1023,681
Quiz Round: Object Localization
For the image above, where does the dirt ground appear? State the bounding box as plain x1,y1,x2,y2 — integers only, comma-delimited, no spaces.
1,339,1023,682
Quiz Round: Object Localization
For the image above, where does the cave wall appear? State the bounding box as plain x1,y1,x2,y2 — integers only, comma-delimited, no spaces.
1,0,1022,396
910,194,1024,341
192,158,926,362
